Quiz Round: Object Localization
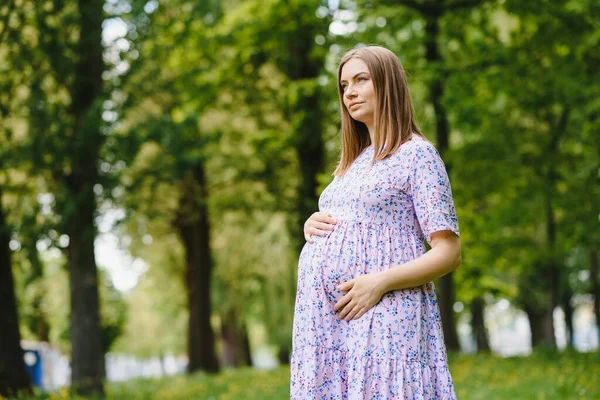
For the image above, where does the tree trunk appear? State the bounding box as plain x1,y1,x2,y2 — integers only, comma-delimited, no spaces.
561,287,574,349
37,314,50,343
220,309,251,367
292,88,325,256
64,0,107,395
590,250,600,345
241,323,251,366
277,347,291,365
23,220,50,342
0,187,32,397
537,108,568,350
66,202,105,394
221,313,238,368
471,297,490,352
525,306,555,348
175,165,219,374
424,13,460,351
543,188,559,349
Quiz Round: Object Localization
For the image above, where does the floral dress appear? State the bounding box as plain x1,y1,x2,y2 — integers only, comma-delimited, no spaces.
290,135,460,399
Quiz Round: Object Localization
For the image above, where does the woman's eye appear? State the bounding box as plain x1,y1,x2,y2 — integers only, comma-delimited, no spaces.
357,77,367,82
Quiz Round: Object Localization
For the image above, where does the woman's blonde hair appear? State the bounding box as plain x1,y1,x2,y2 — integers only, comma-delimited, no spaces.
333,45,423,176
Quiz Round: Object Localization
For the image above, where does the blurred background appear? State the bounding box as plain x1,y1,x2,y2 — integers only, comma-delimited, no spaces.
0,0,599,398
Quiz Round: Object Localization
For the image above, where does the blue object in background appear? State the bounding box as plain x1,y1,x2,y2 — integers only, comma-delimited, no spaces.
23,349,43,388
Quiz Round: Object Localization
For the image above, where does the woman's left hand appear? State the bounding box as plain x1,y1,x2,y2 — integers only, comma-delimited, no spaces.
334,273,386,321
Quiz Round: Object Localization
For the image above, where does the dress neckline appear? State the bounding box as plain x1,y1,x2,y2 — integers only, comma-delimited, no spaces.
365,134,417,153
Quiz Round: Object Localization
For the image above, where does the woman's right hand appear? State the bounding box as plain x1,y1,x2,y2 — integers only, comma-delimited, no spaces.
304,212,338,243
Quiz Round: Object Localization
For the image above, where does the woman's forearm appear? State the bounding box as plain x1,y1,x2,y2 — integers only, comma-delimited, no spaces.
377,237,461,293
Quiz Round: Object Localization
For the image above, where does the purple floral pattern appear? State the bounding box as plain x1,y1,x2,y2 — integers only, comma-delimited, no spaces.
291,135,460,399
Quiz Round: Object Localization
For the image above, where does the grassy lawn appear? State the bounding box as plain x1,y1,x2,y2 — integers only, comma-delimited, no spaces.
448,350,598,399
8,350,599,399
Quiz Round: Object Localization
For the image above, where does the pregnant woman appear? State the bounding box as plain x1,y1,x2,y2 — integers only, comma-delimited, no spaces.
290,45,462,399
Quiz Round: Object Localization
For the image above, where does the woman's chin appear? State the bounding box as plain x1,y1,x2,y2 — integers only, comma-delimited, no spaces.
351,113,371,125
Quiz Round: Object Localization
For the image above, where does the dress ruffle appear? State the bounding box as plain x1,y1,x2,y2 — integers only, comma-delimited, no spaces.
291,344,456,400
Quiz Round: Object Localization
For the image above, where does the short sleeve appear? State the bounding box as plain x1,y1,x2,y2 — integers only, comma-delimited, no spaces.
409,141,460,244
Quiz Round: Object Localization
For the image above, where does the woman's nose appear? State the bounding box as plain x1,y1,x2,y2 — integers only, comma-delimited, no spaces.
345,87,357,99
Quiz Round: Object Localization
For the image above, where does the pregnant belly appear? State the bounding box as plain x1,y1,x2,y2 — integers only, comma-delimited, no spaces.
299,231,358,309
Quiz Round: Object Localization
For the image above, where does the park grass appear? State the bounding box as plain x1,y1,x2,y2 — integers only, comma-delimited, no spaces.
448,349,599,400
7,350,599,399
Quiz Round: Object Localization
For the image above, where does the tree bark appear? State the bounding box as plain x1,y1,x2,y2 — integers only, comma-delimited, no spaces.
175,165,219,374
64,0,107,395
543,184,558,348
590,250,600,345
536,107,569,349
292,87,325,256
66,196,105,394
220,309,251,368
22,219,50,342
561,290,574,349
471,297,490,352
0,187,32,397
525,306,554,348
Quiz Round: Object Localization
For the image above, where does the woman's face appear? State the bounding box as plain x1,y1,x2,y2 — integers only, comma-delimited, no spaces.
340,58,375,128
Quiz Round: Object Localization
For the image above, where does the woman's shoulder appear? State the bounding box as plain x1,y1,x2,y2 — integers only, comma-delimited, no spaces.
385,135,446,177
393,134,437,159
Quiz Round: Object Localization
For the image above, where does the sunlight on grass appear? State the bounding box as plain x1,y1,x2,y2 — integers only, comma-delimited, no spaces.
6,350,599,399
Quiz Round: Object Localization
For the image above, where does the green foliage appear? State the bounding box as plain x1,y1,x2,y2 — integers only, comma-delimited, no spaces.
74,0,600,356
3,0,599,373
